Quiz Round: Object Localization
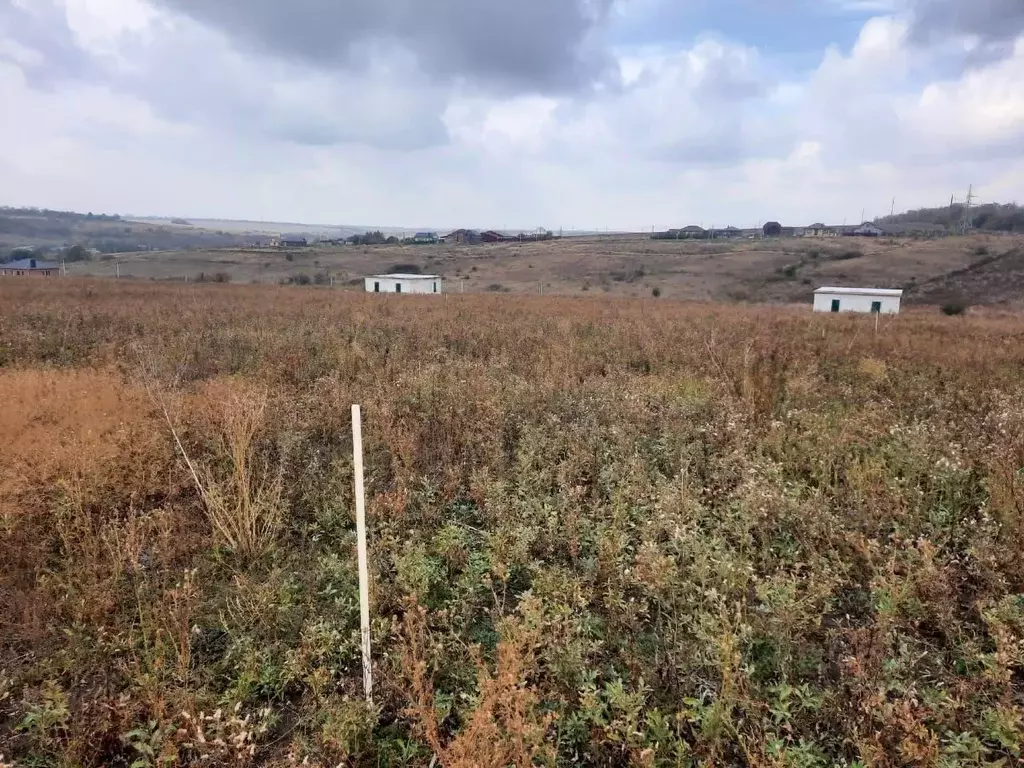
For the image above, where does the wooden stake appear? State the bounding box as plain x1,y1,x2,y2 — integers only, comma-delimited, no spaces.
351,404,373,705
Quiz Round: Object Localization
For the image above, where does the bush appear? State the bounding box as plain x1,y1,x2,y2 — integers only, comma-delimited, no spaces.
651,287,661,298
64,244,91,263
285,253,294,262
942,301,969,316
212,272,231,283
974,245,989,256
4,280,1024,767
835,249,863,261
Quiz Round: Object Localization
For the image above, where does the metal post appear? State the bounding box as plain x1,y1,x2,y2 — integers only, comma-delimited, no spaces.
351,405,373,705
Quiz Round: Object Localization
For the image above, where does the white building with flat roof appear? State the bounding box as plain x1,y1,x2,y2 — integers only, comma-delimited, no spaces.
364,274,442,294
813,287,903,314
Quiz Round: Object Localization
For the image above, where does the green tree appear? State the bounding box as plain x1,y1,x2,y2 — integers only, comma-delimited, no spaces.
64,245,90,263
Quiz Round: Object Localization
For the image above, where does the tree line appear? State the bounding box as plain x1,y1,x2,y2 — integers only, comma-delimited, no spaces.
879,202,1024,232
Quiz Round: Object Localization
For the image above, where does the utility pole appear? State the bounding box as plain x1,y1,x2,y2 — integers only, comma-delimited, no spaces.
962,184,974,234
890,198,895,218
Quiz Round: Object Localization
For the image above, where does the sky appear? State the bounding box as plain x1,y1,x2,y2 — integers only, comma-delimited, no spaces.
0,0,1022,230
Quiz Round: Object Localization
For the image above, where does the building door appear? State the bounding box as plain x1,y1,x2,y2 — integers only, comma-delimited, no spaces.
831,299,841,313
396,284,402,294
433,282,438,293
871,301,882,314
374,282,380,292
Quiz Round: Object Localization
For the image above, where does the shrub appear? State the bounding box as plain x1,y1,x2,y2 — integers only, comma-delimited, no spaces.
64,244,91,263
651,287,661,298
2,280,1024,767
942,301,969,316
974,245,989,256
285,252,294,262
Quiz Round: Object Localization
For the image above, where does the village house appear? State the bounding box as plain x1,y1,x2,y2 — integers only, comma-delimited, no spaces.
364,273,442,294
1,258,59,277
813,287,903,314
440,229,480,245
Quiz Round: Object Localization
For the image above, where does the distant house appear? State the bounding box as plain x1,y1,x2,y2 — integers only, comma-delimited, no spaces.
814,287,903,314
848,223,884,237
876,222,948,237
804,223,836,237
679,225,707,239
412,232,439,244
1,258,59,277
440,229,480,245
365,273,442,294
279,234,309,247
763,221,783,238
711,226,742,239
480,230,507,243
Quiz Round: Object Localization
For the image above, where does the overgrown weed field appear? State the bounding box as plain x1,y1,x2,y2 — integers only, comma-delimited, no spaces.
2,279,1024,767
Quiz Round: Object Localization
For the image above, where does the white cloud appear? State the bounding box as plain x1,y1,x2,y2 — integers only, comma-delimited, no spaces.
0,0,1022,229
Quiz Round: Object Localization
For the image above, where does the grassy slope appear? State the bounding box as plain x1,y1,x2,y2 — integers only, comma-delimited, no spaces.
2,280,1024,766
63,233,1024,307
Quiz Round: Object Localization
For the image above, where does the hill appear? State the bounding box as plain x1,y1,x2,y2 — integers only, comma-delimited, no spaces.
878,202,1024,233
0,206,268,255
64,232,1024,308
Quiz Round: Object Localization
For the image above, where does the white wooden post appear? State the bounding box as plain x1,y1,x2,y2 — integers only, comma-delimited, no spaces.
351,405,373,705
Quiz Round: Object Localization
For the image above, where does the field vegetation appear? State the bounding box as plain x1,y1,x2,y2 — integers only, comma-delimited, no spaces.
2,280,1024,766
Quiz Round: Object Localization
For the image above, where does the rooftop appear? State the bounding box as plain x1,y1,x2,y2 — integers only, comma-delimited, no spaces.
4,258,59,270
814,287,904,297
371,273,440,280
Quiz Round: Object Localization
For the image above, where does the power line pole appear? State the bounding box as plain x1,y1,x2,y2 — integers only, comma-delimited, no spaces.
962,184,974,234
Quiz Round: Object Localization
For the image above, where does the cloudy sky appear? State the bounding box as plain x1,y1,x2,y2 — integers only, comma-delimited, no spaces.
0,0,1022,229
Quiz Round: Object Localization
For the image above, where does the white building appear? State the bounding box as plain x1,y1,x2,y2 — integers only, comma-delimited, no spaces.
813,287,903,314
364,273,442,294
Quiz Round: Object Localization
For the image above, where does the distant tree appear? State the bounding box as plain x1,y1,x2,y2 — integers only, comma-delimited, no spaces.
64,244,90,262
5,246,41,263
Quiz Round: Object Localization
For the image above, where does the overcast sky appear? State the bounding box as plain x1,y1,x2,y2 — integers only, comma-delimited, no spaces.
1,0,1022,229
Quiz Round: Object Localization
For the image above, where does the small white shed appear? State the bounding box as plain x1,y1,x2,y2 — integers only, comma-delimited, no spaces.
364,274,442,295
813,287,903,314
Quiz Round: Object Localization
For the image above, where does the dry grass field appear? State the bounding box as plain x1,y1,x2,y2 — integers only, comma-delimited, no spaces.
64,233,1024,307
2,279,1024,766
